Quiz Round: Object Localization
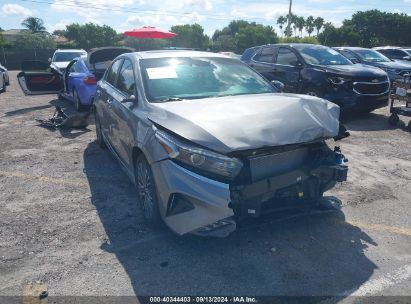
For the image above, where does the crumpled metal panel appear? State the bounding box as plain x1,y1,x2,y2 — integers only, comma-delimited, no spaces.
148,93,340,154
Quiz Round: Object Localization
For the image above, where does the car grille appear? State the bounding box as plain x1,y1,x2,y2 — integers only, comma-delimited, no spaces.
353,78,390,95
248,147,309,182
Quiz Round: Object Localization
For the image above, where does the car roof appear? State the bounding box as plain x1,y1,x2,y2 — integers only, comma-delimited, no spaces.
373,46,404,50
334,47,369,51
129,50,232,59
54,49,86,52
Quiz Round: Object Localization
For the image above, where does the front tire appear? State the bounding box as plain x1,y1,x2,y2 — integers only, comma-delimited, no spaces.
135,154,161,226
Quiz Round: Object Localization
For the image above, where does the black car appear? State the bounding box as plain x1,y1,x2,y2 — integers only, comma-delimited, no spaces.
335,47,411,83
373,47,411,63
241,43,390,113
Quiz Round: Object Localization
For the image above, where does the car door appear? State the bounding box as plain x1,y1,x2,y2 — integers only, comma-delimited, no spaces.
107,58,137,169
96,58,124,148
249,46,277,80
273,47,301,93
17,60,62,95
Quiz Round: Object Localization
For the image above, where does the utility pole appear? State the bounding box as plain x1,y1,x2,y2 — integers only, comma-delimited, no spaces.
286,0,293,37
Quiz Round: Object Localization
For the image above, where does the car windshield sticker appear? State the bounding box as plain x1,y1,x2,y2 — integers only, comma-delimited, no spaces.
327,49,340,55
147,67,177,79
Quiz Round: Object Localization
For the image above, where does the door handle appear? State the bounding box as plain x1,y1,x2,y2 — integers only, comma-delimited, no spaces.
106,98,113,104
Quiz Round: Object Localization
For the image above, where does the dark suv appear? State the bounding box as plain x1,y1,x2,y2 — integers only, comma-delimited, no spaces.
335,47,411,83
241,43,390,112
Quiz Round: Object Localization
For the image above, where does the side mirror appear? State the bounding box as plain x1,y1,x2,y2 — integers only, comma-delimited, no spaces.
48,58,52,63
271,80,285,92
121,95,137,103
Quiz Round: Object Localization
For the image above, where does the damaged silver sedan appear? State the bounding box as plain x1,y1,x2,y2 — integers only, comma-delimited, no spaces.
93,50,349,237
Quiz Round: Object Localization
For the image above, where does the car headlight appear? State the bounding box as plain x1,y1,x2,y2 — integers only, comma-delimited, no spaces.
155,129,243,180
328,76,349,85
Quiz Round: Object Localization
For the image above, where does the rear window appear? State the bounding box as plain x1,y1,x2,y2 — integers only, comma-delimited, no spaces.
53,51,86,62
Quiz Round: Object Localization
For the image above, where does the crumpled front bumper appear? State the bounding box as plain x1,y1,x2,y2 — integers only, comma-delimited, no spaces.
151,158,348,237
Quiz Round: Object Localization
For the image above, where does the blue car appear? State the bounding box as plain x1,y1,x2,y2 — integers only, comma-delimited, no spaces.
17,47,133,112
60,47,134,111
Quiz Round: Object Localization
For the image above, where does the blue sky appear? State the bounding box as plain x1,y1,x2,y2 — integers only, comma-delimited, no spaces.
1,0,411,36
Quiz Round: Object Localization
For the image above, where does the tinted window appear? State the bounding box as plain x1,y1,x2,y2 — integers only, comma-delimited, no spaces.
388,49,409,58
339,50,358,61
140,57,275,102
354,49,391,62
117,59,136,96
276,47,298,66
73,61,85,73
53,52,86,62
293,45,352,66
254,47,275,63
106,59,123,86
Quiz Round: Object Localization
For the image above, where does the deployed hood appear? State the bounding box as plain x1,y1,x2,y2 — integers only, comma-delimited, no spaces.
321,64,387,77
148,93,340,154
88,47,134,64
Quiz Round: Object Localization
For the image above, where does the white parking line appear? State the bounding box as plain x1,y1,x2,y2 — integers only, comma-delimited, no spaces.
342,264,411,297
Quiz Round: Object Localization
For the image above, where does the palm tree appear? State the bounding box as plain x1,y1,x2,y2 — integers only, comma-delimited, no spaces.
314,17,325,36
277,16,287,37
21,17,46,33
295,16,305,38
291,14,298,37
305,16,315,37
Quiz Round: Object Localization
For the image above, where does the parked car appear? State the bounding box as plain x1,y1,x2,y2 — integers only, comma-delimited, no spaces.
0,68,5,93
59,47,133,111
373,46,411,63
0,63,10,88
241,43,390,113
334,47,411,83
17,47,133,111
91,50,348,237
49,49,87,72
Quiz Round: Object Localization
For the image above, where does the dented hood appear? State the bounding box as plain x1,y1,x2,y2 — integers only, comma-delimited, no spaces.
149,93,340,154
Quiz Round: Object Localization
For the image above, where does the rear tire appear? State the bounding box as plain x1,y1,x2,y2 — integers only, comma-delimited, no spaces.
1,77,6,93
134,154,161,227
74,89,87,112
94,110,106,149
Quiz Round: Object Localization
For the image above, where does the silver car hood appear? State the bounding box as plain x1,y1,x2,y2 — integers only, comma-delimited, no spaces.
149,93,340,154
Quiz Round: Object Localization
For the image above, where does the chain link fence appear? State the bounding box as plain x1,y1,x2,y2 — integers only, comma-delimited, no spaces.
1,48,55,70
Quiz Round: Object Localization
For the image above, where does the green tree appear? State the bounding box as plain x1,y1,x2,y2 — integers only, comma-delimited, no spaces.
13,31,56,49
212,20,278,53
64,23,121,49
295,16,305,37
314,17,324,36
277,16,287,37
170,24,209,49
52,29,67,37
21,17,46,33
305,16,315,37
123,36,167,51
211,34,237,52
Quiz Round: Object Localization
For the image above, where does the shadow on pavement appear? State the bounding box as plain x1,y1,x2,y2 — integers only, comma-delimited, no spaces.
341,112,393,132
83,141,377,300
4,104,53,117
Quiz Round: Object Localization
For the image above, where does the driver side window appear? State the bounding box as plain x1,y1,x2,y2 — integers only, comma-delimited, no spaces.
116,59,136,97
106,59,124,86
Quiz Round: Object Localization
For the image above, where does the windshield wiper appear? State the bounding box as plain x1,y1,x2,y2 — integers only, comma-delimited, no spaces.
157,97,183,102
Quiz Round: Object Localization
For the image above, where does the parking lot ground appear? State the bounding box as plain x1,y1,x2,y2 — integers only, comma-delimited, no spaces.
0,72,410,300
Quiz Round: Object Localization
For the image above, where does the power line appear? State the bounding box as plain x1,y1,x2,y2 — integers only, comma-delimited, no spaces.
19,0,283,22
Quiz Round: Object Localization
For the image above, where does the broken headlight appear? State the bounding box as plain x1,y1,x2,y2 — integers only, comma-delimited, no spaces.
328,76,350,85
155,129,243,180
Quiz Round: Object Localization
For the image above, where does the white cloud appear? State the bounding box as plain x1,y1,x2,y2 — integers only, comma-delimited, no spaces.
1,3,33,17
182,0,213,11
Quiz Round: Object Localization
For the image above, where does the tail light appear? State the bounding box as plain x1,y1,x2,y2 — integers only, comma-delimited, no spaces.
83,76,96,85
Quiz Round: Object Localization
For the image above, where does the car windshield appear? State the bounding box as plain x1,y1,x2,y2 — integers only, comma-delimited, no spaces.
404,49,411,55
294,45,352,65
140,57,275,102
354,49,391,62
53,52,86,62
